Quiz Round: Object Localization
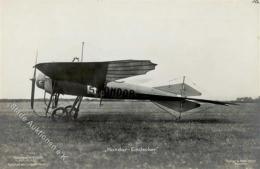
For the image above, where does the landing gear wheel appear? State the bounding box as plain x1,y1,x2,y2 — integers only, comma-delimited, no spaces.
51,107,68,121
65,105,79,120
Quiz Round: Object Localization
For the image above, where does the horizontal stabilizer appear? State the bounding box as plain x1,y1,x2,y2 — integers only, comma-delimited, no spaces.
154,83,202,97
154,100,200,112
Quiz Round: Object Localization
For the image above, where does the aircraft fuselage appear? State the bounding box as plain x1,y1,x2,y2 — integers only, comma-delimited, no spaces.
36,74,176,100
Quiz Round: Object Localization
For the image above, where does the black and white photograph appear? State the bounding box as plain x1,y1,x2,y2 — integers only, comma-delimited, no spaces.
0,0,260,168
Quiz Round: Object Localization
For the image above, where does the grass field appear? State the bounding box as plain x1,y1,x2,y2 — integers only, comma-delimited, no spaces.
0,100,259,169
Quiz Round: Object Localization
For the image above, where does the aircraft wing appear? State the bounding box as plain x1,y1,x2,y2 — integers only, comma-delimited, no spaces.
35,60,156,89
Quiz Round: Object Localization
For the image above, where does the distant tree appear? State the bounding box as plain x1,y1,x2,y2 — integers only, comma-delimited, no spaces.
235,97,254,103
255,96,260,103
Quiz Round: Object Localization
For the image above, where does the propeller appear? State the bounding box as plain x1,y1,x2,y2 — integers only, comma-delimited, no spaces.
30,52,38,109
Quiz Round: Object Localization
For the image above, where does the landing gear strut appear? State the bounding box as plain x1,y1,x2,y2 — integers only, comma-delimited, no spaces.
52,93,60,108
66,96,83,120
51,96,83,121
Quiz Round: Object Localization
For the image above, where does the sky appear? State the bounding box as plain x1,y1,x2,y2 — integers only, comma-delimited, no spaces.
0,0,259,100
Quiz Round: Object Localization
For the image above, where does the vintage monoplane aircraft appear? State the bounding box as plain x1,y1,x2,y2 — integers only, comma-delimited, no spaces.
31,58,235,121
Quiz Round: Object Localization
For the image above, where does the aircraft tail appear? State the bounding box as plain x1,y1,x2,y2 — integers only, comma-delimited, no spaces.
153,100,200,113
154,83,202,97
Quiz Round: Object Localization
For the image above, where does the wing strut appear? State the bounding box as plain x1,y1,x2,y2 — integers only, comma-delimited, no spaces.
81,41,85,62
